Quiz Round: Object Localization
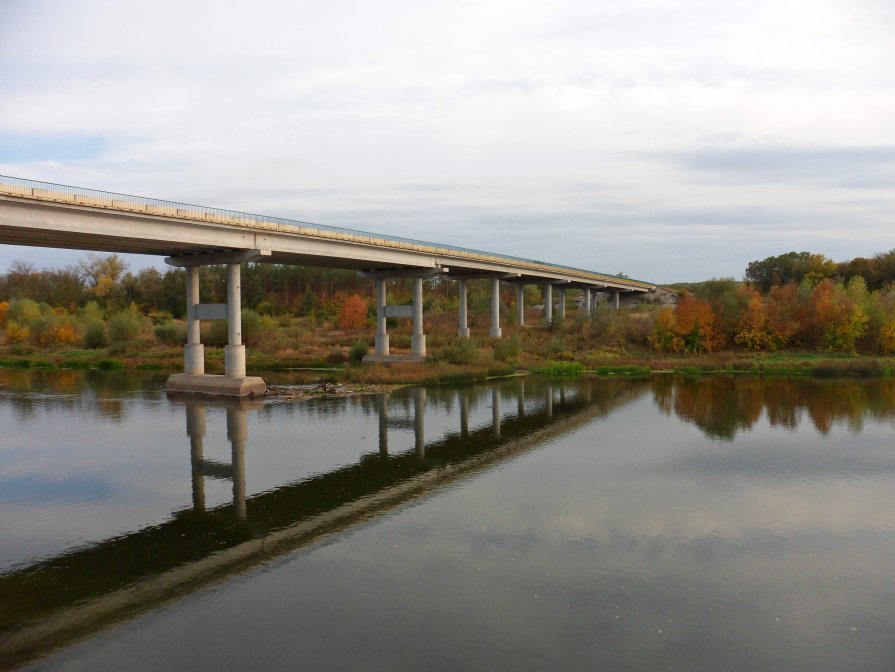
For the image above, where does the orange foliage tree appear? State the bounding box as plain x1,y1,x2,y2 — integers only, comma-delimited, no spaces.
674,293,719,353
0,301,8,328
338,294,368,331
734,286,773,350
809,279,867,352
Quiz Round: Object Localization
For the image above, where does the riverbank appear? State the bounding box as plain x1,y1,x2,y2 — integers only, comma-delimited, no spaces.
1,347,892,382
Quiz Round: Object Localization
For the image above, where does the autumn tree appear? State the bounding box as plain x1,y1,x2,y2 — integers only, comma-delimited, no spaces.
338,294,368,330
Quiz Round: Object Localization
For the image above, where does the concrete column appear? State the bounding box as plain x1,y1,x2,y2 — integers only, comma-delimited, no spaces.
460,391,469,438
413,386,426,458
411,276,426,357
184,266,204,375
490,277,502,338
544,284,553,325
492,387,501,437
516,285,525,326
584,288,592,314
224,263,246,378
558,288,566,321
187,403,206,512
458,279,470,338
614,291,620,310
378,392,389,457
227,405,247,520
375,278,389,356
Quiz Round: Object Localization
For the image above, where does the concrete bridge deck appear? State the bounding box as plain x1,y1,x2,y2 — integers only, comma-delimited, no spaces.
0,175,657,393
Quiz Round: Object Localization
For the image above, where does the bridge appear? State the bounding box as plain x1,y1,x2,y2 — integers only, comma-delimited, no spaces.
0,175,656,395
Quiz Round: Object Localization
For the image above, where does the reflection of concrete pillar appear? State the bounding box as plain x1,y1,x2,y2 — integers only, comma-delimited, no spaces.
378,392,389,456
184,266,204,375
516,285,525,327
413,387,426,457
490,277,502,339
517,379,525,418
187,403,206,512
460,391,469,438
458,279,470,338
227,406,247,520
559,385,566,405
546,382,553,417
225,263,246,377
558,288,566,321
411,276,426,357
544,284,553,325
492,387,501,437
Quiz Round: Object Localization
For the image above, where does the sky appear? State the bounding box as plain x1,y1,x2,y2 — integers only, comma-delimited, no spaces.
0,0,893,283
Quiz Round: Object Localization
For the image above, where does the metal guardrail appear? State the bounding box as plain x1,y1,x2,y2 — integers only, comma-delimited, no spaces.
0,174,654,289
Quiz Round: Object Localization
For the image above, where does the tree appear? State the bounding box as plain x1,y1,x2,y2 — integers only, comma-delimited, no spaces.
338,295,368,330
745,251,836,292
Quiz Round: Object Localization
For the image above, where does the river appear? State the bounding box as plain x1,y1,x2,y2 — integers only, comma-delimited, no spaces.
2,370,895,671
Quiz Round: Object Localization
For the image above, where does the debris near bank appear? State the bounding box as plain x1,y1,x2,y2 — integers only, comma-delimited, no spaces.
265,382,403,401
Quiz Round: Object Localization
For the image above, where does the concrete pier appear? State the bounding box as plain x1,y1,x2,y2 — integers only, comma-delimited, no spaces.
411,276,426,357
558,287,566,321
375,278,389,356
166,255,266,397
516,285,525,326
544,284,553,325
490,277,502,338
458,279,470,338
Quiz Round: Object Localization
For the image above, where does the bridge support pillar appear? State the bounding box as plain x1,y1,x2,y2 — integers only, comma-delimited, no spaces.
224,263,246,378
184,266,204,375
411,276,426,357
375,278,389,356
457,279,470,338
614,291,620,310
516,285,525,327
166,255,266,397
584,288,592,314
544,284,553,325
558,288,566,321
489,277,502,339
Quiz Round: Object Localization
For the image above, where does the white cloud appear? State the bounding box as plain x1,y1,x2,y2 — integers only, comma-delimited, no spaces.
1,0,893,281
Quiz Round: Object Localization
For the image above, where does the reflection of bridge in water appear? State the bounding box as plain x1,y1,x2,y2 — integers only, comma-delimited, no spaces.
0,379,647,670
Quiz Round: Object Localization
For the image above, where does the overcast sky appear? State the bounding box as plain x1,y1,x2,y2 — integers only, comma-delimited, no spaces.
1,0,893,283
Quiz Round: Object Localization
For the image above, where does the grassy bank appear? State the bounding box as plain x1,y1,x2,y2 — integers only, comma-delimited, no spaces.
2,345,892,383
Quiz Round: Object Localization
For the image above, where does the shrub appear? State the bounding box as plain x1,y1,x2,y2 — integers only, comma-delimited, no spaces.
0,301,8,327
437,339,480,365
5,322,30,344
108,311,143,344
493,335,521,364
83,321,109,349
8,299,44,326
154,321,186,346
207,309,263,347
349,341,369,364
338,295,368,330
29,314,81,347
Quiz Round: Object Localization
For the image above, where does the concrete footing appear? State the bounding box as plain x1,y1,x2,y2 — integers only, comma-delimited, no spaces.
166,374,267,397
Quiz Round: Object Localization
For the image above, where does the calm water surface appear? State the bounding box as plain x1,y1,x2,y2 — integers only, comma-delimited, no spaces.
2,370,895,671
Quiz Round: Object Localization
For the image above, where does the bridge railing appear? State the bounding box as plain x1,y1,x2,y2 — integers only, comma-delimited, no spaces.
0,174,654,289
